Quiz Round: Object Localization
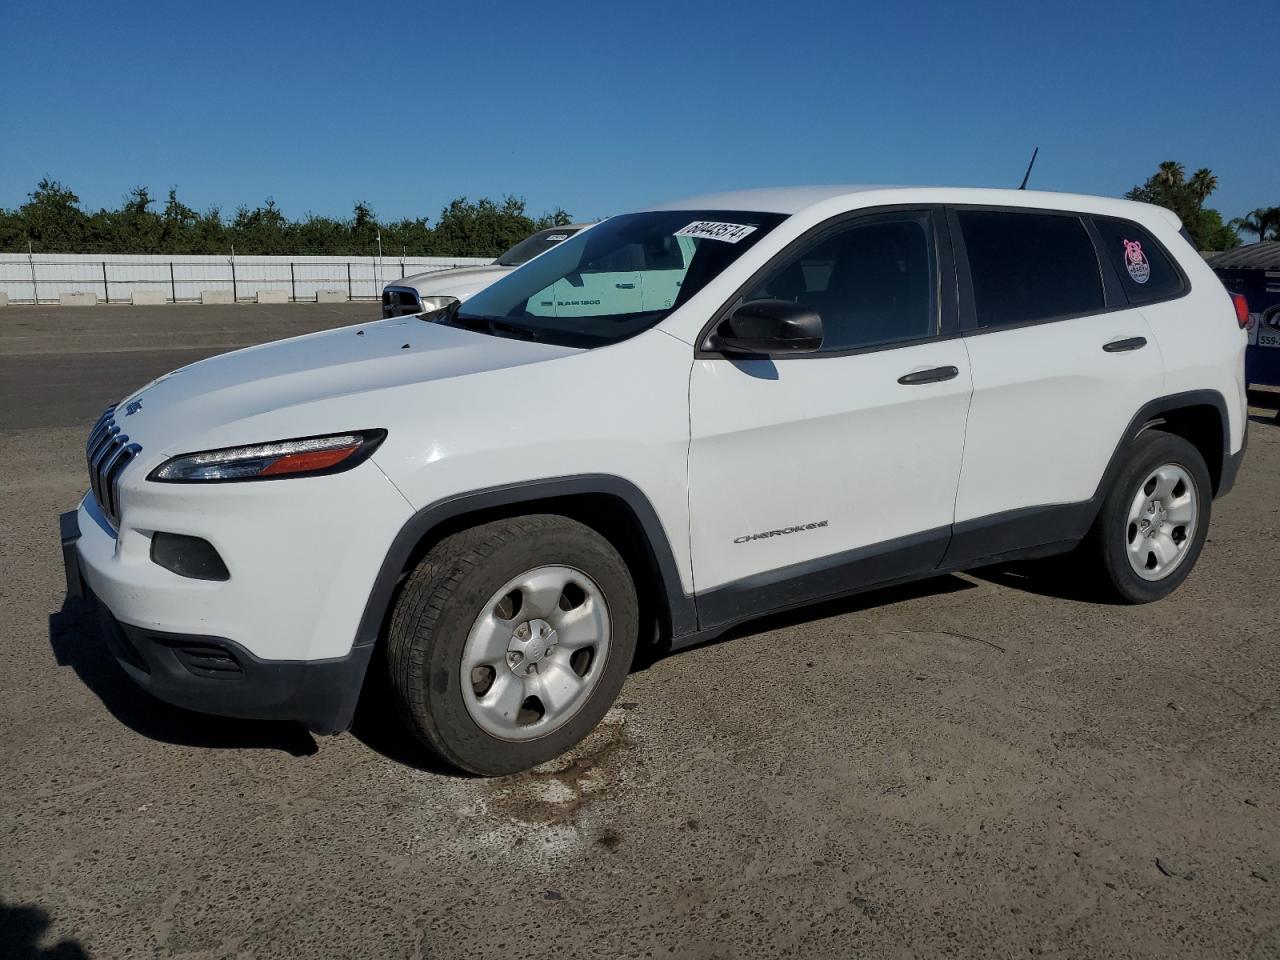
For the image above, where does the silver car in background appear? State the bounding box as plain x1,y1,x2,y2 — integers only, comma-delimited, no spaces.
382,224,591,317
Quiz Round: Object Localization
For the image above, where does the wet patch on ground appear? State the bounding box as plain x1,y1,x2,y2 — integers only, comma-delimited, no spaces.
474,709,632,827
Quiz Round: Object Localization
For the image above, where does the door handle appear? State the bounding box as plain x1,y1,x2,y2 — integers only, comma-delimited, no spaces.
897,365,959,385
615,282,636,289
1103,336,1147,353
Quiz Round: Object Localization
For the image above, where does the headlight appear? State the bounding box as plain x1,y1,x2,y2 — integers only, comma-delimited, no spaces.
419,295,458,313
148,430,386,482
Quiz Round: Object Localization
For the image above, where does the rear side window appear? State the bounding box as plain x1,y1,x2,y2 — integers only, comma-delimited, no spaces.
957,210,1104,328
1091,217,1186,304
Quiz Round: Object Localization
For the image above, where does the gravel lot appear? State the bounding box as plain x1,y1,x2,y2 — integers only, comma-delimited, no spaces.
2,303,1278,959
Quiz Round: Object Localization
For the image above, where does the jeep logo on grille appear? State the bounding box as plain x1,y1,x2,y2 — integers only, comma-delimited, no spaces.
124,398,143,416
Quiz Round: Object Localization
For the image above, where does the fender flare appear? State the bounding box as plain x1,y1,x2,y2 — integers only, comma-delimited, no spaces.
353,474,697,652
1106,388,1233,499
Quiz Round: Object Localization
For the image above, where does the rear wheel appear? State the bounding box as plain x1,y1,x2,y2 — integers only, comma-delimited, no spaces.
1087,430,1212,603
385,514,638,776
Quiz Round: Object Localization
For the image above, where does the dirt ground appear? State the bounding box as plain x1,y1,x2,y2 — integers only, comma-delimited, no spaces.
2,303,1277,959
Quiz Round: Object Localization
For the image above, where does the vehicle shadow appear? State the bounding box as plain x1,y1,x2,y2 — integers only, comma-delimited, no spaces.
0,899,90,959
347,653,464,776
48,596,319,757
966,556,1119,603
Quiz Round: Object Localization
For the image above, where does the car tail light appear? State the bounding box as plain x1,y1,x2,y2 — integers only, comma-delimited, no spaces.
1230,292,1250,329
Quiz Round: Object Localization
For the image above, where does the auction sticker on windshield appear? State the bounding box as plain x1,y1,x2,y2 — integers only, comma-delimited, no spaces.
675,221,758,244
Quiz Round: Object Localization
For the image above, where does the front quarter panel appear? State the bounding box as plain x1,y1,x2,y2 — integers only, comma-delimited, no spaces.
372,329,696,595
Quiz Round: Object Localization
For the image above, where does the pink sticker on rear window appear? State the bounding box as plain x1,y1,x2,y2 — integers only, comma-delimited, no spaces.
1122,239,1150,284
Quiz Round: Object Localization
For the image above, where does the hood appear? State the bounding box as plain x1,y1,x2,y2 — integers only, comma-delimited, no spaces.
115,318,581,459
395,263,512,294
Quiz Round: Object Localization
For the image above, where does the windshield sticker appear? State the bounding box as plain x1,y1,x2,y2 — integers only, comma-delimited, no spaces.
675,221,758,244
1122,239,1151,284
545,234,569,242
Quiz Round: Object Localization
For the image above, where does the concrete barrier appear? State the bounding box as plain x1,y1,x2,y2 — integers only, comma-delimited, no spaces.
131,290,168,305
316,290,348,303
256,290,289,304
0,292,8,307
201,290,235,305
60,292,98,306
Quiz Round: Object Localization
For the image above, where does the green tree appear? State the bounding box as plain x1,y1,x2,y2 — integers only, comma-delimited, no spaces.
432,196,538,257
1188,168,1218,204
0,180,574,256
535,207,574,229
115,186,163,252
1191,208,1243,252
291,212,346,255
159,188,200,252
230,198,291,255
1125,161,1239,251
1230,206,1280,242
0,206,23,251
17,178,89,251
350,201,380,254
1155,161,1185,189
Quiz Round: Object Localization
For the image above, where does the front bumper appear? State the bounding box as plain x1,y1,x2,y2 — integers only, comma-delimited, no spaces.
61,510,371,733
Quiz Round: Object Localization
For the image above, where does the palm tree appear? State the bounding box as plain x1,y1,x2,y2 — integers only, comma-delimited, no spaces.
1155,161,1186,189
1189,168,1219,206
1260,207,1280,241
1230,207,1280,242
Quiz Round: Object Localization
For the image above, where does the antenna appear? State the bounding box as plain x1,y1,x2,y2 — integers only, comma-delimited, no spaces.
1018,147,1039,190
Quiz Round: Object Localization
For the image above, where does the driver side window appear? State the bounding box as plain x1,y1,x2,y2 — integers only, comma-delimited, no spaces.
742,212,938,352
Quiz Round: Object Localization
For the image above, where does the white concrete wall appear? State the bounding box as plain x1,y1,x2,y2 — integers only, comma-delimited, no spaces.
0,253,492,304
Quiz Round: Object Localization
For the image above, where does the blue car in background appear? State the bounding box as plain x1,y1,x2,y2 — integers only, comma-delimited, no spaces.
1209,242,1280,388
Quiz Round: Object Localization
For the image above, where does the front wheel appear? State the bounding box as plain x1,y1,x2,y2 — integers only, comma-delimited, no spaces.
385,514,638,776
1087,430,1212,603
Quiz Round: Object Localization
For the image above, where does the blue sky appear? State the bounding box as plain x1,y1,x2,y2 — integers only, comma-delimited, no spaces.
2,0,1277,226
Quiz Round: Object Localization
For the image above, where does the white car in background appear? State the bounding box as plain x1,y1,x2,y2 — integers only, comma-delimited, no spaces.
382,224,592,317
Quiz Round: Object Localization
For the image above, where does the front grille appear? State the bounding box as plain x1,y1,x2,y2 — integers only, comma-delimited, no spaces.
86,406,141,530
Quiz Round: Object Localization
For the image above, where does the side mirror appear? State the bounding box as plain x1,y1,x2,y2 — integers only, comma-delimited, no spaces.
714,299,823,355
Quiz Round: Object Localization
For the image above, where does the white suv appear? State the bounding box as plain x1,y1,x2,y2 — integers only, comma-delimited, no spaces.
62,186,1249,775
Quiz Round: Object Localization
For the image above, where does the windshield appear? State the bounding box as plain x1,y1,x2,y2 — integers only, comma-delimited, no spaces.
451,210,786,347
495,227,582,266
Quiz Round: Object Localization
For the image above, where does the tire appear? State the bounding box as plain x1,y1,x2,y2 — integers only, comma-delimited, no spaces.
385,514,638,776
1085,430,1212,604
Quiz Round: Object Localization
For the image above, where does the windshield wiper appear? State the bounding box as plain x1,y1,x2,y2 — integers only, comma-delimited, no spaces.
487,318,541,341
448,312,541,342
423,299,464,324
